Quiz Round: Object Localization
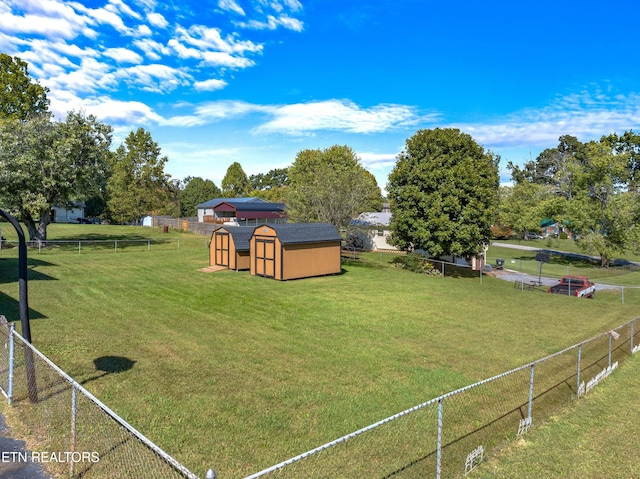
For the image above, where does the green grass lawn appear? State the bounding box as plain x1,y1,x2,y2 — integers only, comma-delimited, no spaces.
474,354,640,479
0,224,638,477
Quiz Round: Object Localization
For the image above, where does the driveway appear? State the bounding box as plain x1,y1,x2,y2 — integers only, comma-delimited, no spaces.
0,412,53,479
490,268,619,291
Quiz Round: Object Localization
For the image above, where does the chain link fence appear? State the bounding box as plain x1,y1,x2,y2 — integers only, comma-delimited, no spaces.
244,316,640,479
0,317,200,479
0,237,210,255
153,217,221,237
1,309,639,477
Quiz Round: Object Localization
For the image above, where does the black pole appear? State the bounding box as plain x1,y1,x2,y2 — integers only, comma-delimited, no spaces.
0,209,38,402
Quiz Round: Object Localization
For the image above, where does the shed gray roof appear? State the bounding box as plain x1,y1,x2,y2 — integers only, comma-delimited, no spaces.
218,226,255,251
254,223,342,245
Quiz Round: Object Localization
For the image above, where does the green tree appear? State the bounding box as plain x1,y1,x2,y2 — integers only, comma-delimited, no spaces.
510,135,637,266
180,177,221,217
287,145,383,228
0,54,50,120
567,140,632,266
250,167,289,190
387,128,499,259
497,182,547,239
250,168,290,202
0,112,113,241
106,128,171,223
601,130,640,191
221,162,251,197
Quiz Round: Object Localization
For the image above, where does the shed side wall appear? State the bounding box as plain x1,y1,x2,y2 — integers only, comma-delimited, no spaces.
282,242,341,280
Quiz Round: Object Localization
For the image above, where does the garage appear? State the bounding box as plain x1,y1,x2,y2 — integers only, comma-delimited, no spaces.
209,226,254,271
249,223,342,280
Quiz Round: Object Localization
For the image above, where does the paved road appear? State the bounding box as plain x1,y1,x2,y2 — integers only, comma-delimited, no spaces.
0,412,52,479
492,269,619,291
490,242,625,291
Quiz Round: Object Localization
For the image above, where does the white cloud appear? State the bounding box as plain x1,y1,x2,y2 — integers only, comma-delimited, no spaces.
174,25,262,54
44,57,116,95
194,78,228,91
359,152,399,170
200,51,255,68
135,24,153,37
47,90,163,127
132,38,169,60
194,100,265,120
0,9,89,39
107,0,141,21
254,100,423,135
147,12,168,29
217,0,246,16
116,64,193,93
237,14,303,31
102,47,143,64
71,3,132,34
454,89,640,149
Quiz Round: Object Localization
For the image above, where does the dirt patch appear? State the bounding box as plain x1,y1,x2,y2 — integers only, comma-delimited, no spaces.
198,265,229,273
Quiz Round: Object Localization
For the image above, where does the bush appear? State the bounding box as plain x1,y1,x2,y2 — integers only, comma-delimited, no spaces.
559,232,568,240
390,253,441,276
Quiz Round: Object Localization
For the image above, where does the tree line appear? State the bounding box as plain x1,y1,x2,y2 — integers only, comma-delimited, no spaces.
498,133,640,266
2,52,639,267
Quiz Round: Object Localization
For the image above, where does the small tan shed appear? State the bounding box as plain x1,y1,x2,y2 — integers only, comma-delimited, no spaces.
250,223,342,280
210,226,254,271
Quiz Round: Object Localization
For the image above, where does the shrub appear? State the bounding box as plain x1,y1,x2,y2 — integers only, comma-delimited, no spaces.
390,253,441,276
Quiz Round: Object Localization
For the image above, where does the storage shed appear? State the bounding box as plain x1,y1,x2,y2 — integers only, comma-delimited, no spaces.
210,226,255,271
250,223,342,280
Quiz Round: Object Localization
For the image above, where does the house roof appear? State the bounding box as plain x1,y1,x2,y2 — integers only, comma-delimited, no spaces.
351,212,392,227
254,223,342,245
213,202,285,213
197,197,268,209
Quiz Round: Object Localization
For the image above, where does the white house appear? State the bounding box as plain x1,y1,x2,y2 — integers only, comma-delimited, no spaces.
349,212,396,251
51,202,86,223
350,210,487,270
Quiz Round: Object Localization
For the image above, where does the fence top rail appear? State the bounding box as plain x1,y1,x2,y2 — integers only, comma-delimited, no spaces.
244,314,640,478
3,324,200,479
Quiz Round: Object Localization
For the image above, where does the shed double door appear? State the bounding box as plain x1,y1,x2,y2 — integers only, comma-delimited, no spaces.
215,232,230,267
254,238,276,278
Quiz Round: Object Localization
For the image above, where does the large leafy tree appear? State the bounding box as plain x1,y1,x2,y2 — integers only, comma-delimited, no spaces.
508,134,638,266
287,145,383,228
107,128,171,223
0,54,50,120
564,140,632,266
497,182,548,239
250,167,289,190
601,130,640,191
0,112,112,241
180,177,221,217
221,162,251,197
387,128,499,259
250,167,290,202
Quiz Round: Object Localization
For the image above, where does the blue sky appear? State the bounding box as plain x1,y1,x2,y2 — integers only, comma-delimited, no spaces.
2,0,639,192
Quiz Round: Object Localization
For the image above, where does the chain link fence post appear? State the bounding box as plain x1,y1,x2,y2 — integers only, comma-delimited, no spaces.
436,398,443,479
527,364,535,420
71,385,77,477
8,322,15,405
576,344,582,396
